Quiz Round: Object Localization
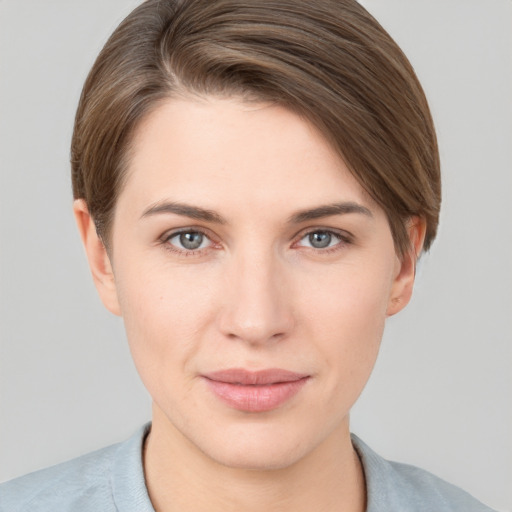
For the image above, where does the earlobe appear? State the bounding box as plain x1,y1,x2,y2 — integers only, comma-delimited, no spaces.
387,217,426,317
73,199,122,316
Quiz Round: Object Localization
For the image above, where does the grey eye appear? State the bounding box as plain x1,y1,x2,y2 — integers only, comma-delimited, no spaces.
167,231,211,251
308,231,333,248
179,232,204,250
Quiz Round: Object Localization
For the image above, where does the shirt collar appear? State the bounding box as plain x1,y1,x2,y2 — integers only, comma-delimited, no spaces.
112,423,155,512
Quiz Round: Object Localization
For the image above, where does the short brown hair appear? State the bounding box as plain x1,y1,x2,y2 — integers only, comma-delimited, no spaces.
71,0,441,256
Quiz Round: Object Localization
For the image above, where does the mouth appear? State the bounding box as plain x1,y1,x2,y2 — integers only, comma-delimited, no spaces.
202,368,310,413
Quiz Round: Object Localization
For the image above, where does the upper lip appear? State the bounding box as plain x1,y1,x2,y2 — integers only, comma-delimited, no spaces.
203,368,309,385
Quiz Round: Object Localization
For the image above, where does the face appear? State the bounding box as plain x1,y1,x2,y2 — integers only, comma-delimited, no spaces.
77,97,418,471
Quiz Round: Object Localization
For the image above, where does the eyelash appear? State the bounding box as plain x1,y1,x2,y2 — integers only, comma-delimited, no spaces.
160,228,217,257
294,228,353,253
159,227,353,256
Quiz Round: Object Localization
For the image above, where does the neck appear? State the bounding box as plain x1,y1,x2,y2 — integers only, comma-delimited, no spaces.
144,405,366,512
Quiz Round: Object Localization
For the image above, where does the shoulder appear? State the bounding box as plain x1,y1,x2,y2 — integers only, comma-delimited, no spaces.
0,443,118,512
351,434,497,512
0,425,151,512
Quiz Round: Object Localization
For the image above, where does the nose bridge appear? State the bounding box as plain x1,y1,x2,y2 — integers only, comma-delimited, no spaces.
218,244,293,345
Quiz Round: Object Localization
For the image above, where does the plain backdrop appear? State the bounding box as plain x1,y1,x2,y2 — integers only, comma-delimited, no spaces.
0,1,510,510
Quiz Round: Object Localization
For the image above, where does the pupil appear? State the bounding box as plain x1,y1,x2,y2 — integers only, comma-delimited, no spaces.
309,231,331,248
180,232,203,250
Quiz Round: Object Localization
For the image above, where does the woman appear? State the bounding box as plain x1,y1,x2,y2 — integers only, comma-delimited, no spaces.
0,1,500,510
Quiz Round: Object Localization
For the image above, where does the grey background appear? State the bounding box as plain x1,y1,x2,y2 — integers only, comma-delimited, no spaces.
0,1,510,510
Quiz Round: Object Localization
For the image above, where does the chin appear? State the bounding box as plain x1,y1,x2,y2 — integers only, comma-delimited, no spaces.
192,419,328,472
206,439,307,471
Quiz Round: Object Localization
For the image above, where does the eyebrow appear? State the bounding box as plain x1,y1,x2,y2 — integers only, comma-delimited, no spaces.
140,201,227,224
288,202,373,224
140,200,372,225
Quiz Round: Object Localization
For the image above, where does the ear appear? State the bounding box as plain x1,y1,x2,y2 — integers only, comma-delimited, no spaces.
73,199,122,316
387,217,427,317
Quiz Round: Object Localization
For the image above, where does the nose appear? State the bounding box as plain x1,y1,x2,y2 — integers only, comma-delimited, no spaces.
217,249,294,346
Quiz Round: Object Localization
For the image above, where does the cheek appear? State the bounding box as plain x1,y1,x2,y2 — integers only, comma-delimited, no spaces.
113,260,220,391
297,260,394,385
300,257,393,331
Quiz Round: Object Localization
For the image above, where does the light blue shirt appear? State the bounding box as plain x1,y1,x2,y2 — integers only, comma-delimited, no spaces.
0,424,496,511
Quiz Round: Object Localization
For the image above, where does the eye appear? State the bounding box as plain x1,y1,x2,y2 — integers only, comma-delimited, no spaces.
297,230,347,250
166,230,212,251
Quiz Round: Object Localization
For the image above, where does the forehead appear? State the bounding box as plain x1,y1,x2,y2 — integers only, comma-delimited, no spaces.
120,96,376,217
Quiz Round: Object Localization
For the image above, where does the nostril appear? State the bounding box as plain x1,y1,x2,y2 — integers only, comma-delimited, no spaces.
219,313,293,346
217,260,294,344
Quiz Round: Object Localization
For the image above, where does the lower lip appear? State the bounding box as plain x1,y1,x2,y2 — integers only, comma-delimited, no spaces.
204,378,309,412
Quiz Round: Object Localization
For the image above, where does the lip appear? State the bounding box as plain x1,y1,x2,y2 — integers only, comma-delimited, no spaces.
202,368,310,412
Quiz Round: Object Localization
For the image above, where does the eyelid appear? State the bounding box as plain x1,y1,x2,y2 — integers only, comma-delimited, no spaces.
159,226,220,255
292,227,354,249
158,225,354,256
161,226,207,241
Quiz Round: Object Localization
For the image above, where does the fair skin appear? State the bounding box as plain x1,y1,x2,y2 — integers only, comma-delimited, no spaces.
75,97,425,512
